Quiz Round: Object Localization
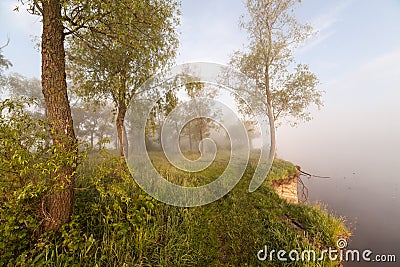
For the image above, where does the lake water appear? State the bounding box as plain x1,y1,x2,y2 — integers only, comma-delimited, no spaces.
277,116,400,266
299,169,399,266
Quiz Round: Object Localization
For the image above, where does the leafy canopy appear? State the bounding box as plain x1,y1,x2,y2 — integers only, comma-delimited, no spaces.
231,0,323,126
66,0,180,108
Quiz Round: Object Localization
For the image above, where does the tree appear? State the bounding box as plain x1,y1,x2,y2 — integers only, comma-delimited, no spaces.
6,73,45,116
72,102,114,150
183,81,218,154
5,73,115,150
0,48,12,89
230,0,323,160
244,119,260,150
144,89,179,151
23,0,78,232
66,0,180,157
17,0,179,231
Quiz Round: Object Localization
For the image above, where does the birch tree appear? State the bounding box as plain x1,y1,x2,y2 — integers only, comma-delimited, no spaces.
230,0,323,159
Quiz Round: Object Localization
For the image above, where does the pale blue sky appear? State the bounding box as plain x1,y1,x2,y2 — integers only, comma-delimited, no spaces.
1,0,400,84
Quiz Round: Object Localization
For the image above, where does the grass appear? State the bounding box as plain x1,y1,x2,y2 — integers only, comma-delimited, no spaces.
147,150,298,186
10,150,350,266
266,158,298,182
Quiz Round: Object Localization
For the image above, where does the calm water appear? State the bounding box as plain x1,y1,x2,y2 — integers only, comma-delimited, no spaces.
301,171,399,266
278,87,400,267
277,119,400,266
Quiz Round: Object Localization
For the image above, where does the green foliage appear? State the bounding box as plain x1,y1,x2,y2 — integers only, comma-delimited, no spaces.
145,153,349,266
0,98,85,265
0,99,52,264
0,49,11,89
65,0,180,156
267,158,298,182
0,50,11,71
272,64,323,126
4,73,45,117
230,0,324,126
2,131,349,266
66,0,180,112
71,103,115,150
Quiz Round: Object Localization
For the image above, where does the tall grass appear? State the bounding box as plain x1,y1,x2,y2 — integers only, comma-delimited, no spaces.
9,150,349,266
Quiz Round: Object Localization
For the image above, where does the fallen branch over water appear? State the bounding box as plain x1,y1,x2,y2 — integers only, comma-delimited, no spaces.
299,170,331,179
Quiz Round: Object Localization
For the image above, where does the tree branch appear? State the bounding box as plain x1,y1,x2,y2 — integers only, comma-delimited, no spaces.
33,0,43,15
0,38,10,50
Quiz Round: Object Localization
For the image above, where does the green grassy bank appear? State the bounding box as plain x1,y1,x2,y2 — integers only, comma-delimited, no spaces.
1,150,349,266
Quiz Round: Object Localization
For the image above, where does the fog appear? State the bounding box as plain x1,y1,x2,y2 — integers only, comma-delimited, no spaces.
275,57,400,266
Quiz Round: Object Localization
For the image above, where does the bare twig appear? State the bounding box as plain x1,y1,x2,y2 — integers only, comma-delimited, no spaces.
297,176,308,203
0,38,10,50
300,170,331,179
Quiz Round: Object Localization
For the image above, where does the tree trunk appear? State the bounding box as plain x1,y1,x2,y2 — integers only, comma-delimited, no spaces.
199,120,205,154
116,101,127,157
41,0,77,232
115,131,119,150
90,131,94,150
175,121,181,153
98,132,103,151
265,69,276,161
188,121,193,152
123,122,129,156
267,103,276,159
